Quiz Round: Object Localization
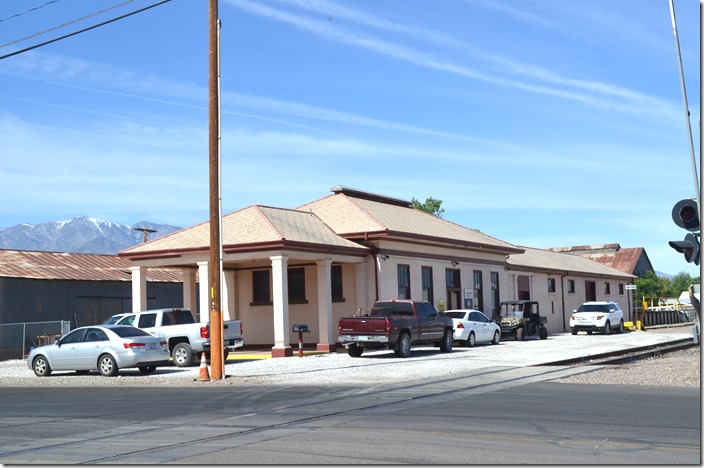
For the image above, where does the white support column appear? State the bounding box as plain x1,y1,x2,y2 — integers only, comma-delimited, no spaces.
223,270,236,321
182,268,197,312
197,261,209,324
316,259,334,352
130,266,147,312
270,255,291,357
355,262,367,311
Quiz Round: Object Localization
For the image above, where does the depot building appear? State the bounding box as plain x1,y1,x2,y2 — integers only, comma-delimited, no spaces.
119,186,635,357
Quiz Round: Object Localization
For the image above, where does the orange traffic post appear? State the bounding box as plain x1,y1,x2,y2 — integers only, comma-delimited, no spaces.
198,352,210,381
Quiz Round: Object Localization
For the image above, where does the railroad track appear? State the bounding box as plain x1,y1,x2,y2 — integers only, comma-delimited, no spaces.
539,338,697,367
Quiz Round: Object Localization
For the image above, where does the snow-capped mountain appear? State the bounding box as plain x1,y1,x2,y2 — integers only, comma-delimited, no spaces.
0,216,182,255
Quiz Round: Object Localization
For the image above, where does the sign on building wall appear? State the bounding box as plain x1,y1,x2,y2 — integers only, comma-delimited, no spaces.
464,288,474,309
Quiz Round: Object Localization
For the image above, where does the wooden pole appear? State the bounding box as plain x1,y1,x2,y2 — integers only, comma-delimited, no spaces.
208,0,223,380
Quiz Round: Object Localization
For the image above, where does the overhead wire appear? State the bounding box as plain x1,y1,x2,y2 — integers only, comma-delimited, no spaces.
1,0,139,49
0,0,172,61
0,0,61,23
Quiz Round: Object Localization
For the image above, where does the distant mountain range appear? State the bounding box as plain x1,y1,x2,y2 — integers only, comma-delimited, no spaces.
0,216,183,255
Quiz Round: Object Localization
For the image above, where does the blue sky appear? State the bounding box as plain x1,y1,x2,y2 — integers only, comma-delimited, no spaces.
0,0,700,277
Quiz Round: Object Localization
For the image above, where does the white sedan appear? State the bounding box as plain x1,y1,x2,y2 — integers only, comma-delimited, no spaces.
444,309,501,347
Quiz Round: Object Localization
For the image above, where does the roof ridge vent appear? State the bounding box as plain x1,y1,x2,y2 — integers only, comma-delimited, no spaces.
330,185,411,208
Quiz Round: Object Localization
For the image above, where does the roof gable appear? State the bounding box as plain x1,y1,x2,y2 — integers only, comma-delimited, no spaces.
120,205,369,258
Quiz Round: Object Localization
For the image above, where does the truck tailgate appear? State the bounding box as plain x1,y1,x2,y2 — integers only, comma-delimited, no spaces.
222,320,244,349
339,316,388,335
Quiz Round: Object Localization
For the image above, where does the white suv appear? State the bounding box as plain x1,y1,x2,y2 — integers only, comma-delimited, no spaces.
570,301,624,335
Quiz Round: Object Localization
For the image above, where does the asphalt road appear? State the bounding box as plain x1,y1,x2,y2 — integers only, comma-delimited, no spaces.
0,366,699,464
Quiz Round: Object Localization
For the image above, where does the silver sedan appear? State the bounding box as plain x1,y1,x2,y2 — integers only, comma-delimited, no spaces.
444,309,501,347
27,325,170,377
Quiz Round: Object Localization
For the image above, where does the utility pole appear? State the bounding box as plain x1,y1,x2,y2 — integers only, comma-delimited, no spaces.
133,227,156,243
208,0,224,380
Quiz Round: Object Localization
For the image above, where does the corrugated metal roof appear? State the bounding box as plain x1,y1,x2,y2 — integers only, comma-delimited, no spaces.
0,250,183,282
546,245,649,275
508,247,635,279
580,247,646,275
298,192,523,254
548,244,621,254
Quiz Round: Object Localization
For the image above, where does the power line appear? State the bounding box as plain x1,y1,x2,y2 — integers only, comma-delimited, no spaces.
1,0,138,49
0,0,172,61
0,1,61,23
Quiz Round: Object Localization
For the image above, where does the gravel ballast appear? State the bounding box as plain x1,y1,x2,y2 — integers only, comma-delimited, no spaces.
3,327,700,388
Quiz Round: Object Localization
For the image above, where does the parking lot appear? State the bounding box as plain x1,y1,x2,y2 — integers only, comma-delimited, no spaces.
1,325,695,387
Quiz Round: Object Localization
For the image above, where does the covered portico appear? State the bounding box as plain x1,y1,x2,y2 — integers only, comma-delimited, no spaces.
120,205,370,357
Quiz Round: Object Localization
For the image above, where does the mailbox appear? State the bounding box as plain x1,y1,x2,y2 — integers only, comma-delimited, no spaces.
293,324,309,333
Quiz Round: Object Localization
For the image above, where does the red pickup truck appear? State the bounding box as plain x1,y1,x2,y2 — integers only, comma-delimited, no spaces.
337,299,454,358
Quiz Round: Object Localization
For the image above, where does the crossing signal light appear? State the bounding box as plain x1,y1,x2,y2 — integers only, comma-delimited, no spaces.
669,233,700,265
671,198,699,231
669,198,700,264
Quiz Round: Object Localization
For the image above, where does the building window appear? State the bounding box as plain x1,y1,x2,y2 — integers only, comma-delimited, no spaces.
252,270,271,305
331,265,344,302
397,264,411,299
473,271,484,312
604,282,611,295
567,279,575,294
288,267,307,303
490,272,500,320
547,278,556,293
421,266,434,303
446,268,461,309
618,283,624,295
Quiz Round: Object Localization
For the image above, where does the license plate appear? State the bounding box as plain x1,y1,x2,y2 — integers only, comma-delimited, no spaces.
147,342,158,350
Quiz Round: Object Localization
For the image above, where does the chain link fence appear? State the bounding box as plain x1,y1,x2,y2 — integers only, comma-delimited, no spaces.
0,321,71,361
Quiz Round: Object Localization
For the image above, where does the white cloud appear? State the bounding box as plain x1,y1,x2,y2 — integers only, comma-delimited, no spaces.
225,0,683,125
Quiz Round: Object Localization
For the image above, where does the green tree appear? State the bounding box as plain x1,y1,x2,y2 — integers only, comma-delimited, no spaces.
670,272,695,297
634,270,669,299
412,197,444,218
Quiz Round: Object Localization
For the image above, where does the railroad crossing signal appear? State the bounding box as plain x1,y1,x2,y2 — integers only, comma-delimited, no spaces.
668,198,700,265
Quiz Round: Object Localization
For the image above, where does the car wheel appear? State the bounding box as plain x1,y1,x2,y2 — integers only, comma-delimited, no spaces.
539,327,548,340
394,332,411,358
440,329,453,352
516,328,525,341
603,321,611,335
32,356,52,377
172,342,195,367
347,344,364,357
98,354,118,377
586,330,593,335
466,331,476,348
491,330,500,345
617,320,624,334
571,328,578,335
139,366,157,374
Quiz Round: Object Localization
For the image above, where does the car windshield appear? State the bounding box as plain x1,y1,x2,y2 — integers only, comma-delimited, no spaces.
501,303,531,318
102,315,126,325
110,327,153,338
577,304,611,313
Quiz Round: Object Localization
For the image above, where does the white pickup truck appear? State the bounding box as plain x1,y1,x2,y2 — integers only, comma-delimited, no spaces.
102,308,244,367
